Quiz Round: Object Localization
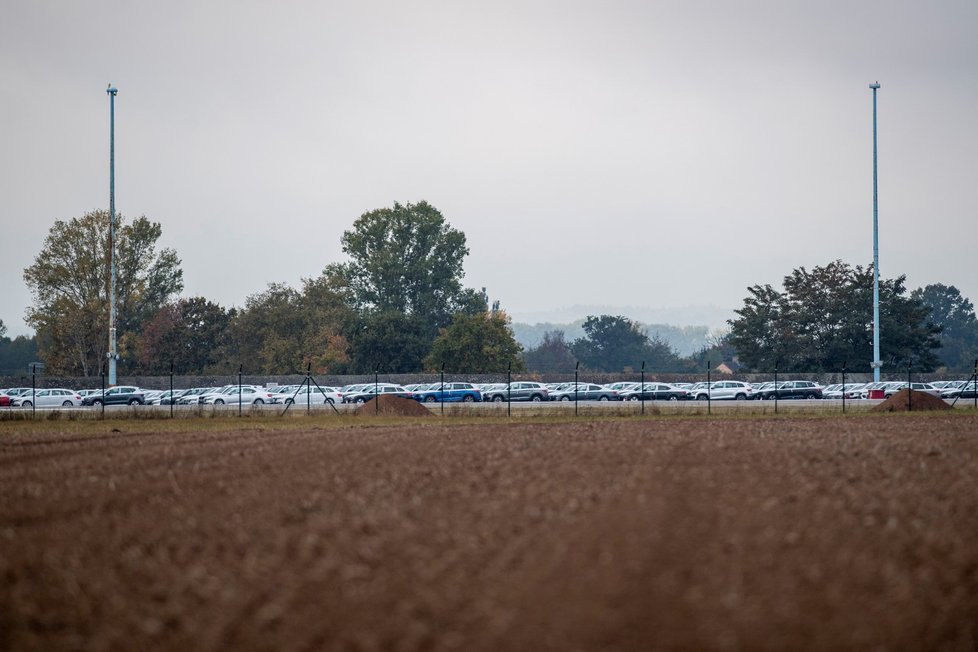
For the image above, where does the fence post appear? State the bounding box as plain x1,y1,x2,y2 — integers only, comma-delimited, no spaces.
774,364,778,415
575,361,579,417
170,361,174,419
907,362,912,412
101,371,105,420
640,361,645,416
507,362,512,418
707,360,711,416
31,364,36,420
974,359,977,410
842,365,846,414
375,367,379,415
440,366,445,416
238,364,243,417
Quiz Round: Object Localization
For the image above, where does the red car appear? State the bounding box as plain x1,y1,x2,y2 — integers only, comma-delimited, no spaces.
0,394,10,407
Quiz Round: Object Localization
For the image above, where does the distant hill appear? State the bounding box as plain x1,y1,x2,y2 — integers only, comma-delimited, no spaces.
511,320,712,357
509,304,734,331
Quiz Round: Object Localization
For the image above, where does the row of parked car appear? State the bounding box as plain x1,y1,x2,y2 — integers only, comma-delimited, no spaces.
3,378,975,408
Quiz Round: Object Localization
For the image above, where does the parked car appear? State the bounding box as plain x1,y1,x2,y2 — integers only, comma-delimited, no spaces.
201,386,277,405
177,387,224,405
149,389,186,405
413,382,482,403
11,388,83,408
688,381,754,401
342,384,413,404
482,382,550,403
754,380,821,400
275,385,342,405
619,383,689,401
81,386,145,406
603,381,640,393
549,383,619,402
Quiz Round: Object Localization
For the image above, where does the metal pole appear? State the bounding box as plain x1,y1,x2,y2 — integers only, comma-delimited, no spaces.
507,363,512,418
107,84,119,386
101,371,105,420
907,362,912,412
974,359,977,410
640,361,645,416
574,361,579,417
31,365,36,419
441,367,445,416
375,368,379,415
841,366,847,413
307,362,312,414
707,361,711,416
238,364,243,416
870,81,882,383
170,361,174,418
774,364,778,415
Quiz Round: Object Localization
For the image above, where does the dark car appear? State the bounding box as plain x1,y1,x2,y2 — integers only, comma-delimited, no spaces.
81,385,145,406
755,380,822,400
619,383,689,401
549,383,619,402
482,382,549,403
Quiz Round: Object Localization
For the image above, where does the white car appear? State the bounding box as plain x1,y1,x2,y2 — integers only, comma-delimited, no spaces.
275,385,342,405
687,381,753,401
11,388,83,408
202,386,276,405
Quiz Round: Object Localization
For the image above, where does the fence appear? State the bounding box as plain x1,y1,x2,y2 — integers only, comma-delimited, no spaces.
3,361,976,420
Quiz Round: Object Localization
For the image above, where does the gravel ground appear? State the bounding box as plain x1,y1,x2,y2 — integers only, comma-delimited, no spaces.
2,415,978,651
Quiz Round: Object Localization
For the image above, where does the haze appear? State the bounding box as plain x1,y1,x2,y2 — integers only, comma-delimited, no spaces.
2,0,976,337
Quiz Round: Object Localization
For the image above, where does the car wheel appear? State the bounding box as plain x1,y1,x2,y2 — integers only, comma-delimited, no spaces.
92,399,103,406
531,395,543,402
213,399,223,405
425,395,437,403
493,395,504,403
735,393,746,401
628,396,639,402
285,398,294,405
462,395,475,403
356,397,366,404
599,396,609,402
669,395,679,401
326,398,335,404
22,400,33,408
696,394,708,401
560,396,571,402
254,398,264,405
62,400,72,407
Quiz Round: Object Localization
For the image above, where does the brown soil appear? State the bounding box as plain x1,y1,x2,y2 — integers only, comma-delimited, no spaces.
353,393,433,417
3,415,978,651
872,388,952,412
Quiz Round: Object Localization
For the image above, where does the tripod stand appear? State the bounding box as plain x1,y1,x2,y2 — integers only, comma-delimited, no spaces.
950,364,978,409
280,364,341,416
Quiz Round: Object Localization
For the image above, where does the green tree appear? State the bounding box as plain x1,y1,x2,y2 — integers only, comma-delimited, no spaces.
0,330,39,376
348,311,431,373
23,211,183,376
424,312,525,373
911,284,978,371
570,315,682,372
329,201,472,337
522,330,577,373
728,260,941,372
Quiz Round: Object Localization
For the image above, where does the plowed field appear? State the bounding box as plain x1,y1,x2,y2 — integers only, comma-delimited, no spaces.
3,415,978,651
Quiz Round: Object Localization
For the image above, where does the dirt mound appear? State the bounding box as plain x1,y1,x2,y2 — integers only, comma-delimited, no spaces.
354,393,432,417
872,389,952,412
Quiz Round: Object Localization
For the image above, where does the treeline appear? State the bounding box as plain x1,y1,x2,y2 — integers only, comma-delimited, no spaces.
16,203,978,377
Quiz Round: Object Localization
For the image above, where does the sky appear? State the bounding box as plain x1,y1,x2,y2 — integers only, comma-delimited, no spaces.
2,0,976,337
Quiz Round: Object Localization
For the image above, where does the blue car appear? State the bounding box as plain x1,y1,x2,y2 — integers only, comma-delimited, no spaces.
414,382,482,403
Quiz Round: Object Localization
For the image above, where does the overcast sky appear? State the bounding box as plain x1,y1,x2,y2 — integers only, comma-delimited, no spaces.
2,0,976,337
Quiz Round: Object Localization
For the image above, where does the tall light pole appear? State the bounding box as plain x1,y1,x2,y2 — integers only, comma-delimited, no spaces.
107,84,119,385
870,81,881,383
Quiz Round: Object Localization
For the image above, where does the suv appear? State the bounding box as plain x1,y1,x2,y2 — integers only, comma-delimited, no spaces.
81,386,145,406
413,382,482,403
482,382,549,402
688,381,753,401
755,380,822,400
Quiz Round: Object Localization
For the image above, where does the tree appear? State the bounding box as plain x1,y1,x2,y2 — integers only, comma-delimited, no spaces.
0,330,39,376
728,260,941,372
23,211,183,375
0,319,5,339
329,201,472,337
911,284,978,371
424,312,525,373
348,311,431,373
132,298,234,374
570,315,683,372
523,330,577,373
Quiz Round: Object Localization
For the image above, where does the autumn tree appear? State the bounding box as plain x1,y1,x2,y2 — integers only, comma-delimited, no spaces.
132,297,234,374
728,260,941,372
424,312,525,373
23,211,183,375
347,311,431,373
